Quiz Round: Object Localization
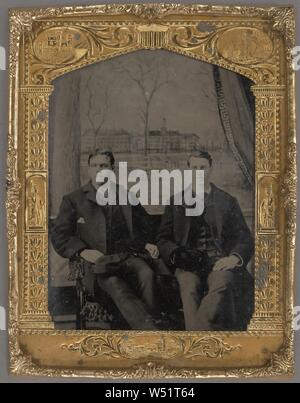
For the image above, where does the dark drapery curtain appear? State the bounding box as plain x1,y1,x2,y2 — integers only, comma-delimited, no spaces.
49,72,82,287
49,71,82,217
213,66,255,187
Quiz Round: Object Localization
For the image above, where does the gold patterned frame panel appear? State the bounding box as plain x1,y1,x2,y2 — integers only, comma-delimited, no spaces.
7,4,296,378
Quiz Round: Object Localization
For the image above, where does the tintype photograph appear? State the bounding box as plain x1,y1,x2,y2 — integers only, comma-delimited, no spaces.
48,50,255,332
8,4,295,378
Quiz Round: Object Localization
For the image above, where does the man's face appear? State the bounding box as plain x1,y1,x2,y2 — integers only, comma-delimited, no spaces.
88,154,113,187
189,156,212,188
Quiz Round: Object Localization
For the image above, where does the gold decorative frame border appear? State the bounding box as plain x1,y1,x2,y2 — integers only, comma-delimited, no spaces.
7,4,296,378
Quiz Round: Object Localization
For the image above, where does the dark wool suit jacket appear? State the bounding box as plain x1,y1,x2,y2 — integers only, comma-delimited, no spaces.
156,183,254,267
51,182,153,259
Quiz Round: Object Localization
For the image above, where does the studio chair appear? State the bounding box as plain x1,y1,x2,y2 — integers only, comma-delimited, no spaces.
70,258,125,330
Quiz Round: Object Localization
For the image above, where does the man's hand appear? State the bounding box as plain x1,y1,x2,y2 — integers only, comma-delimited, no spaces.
145,243,159,259
80,249,104,264
212,255,241,272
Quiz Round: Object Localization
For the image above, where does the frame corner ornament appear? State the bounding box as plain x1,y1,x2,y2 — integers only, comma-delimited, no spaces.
267,6,296,49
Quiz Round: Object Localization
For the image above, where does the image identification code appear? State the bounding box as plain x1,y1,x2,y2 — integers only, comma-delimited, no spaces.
105,387,196,399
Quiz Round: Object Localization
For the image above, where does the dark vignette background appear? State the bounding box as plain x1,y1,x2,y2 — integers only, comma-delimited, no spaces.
0,0,299,383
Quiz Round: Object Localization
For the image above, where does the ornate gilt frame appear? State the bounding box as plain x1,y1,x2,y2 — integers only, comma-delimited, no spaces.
7,4,296,378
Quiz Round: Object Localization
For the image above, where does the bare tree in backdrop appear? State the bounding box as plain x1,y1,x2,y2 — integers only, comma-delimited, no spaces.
115,53,175,155
82,73,111,149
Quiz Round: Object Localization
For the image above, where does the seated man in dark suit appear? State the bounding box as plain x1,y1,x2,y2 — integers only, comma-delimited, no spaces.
156,150,254,331
51,148,159,330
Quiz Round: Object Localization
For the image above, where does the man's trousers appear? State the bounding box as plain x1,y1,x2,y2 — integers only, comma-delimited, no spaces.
175,267,253,331
97,256,158,330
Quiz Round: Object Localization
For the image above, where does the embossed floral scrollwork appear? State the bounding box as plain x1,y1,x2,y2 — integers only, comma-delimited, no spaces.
62,335,241,360
268,7,295,50
177,336,241,359
86,26,135,50
282,142,297,246
6,144,21,244
172,26,216,48
62,335,125,359
255,236,279,314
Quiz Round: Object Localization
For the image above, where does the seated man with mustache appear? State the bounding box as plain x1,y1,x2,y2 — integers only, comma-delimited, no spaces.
157,150,254,331
51,148,159,330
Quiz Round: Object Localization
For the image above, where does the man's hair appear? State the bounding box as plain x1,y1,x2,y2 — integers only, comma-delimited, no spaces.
188,150,213,167
88,148,115,167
